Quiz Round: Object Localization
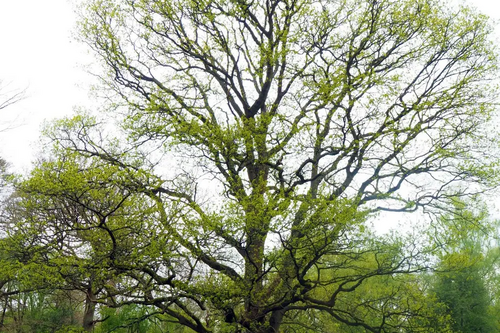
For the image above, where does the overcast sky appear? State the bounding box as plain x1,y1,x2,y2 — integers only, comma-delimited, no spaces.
0,0,92,171
0,0,498,171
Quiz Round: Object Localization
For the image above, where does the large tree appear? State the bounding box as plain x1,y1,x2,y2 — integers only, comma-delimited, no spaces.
9,0,500,332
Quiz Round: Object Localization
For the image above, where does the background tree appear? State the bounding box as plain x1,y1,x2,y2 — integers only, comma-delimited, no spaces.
434,263,495,333
0,79,28,331
0,79,26,190
0,231,86,333
430,201,499,333
0,80,26,132
0,80,25,113
0,150,165,331
6,0,500,332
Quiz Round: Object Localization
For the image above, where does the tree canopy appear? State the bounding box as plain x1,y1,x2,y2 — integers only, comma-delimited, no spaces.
3,0,500,332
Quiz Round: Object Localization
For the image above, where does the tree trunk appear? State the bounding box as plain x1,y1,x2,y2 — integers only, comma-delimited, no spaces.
83,289,96,332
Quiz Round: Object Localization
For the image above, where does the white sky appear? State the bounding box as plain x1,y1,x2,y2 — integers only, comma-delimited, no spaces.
0,0,93,171
0,0,498,171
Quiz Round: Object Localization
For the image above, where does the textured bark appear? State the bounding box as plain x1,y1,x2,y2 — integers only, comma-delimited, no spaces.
82,289,96,332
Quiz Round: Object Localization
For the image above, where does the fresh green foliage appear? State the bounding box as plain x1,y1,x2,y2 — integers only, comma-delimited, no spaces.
3,0,500,332
0,288,83,333
98,304,193,333
431,201,499,333
434,265,495,333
